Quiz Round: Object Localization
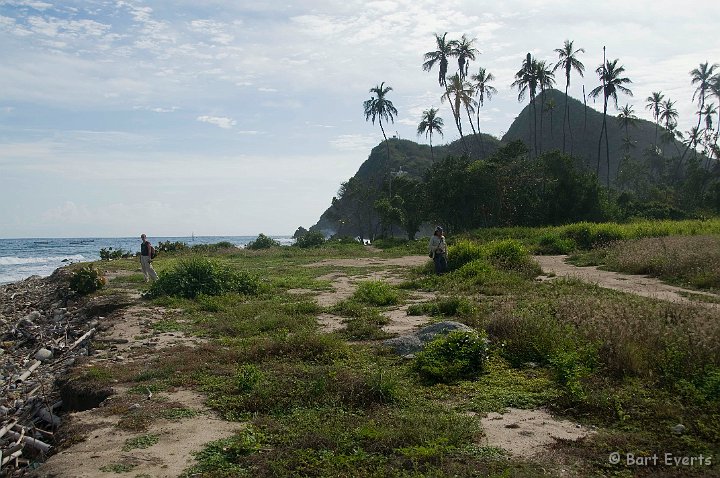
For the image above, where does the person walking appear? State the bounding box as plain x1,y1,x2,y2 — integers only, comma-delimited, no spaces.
428,226,448,274
140,233,158,282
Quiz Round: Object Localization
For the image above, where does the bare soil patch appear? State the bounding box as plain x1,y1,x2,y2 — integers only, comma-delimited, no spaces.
535,255,720,306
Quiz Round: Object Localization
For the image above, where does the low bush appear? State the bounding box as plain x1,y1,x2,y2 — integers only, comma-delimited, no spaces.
407,297,476,318
246,233,280,250
446,241,483,271
294,231,325,248
157,241,188,253
99,247,133,260
535,234,576,255
351,281,399,306
146,257,260,299
69,265,106,295
481,239,541,278
561,222,623,250
414,330,490,384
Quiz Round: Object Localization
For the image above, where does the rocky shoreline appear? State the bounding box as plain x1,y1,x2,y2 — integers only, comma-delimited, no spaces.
0,270,120,475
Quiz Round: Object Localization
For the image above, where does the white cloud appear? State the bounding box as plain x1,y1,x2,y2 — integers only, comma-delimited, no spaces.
329,134,378,152
197,115,236,129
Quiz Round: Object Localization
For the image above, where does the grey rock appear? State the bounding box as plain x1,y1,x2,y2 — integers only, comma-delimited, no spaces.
672,424,686,435
34,348,54,361
382,321,476,356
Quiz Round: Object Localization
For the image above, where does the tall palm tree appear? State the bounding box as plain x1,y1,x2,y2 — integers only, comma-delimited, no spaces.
511,53,539,157
589,51,633,188
417,107,444,163
645,91,664,149
617,104,637,153
470,66,497,155
660,99,679,132
535,60,556,154
545,98,557,139
552,40,585,154
451,34,479,81
711,75,720,136
441,73,475,152
702,103,717,132
423,33,453,87
363,82,398,164
690,62,719,132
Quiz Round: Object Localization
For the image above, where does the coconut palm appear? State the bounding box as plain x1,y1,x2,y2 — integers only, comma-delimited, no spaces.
417,107,444,163
535,60,556,154
363,82,398,163
589,52,633,187
701,103,717,132
470,67,497,155
690,62,719,132
645,91,664,148
552,40,585,154
423,33,453,87
617,104,637,153
660,99,679,132
451,34,479,81
511,53,539,157
441,73,475,152
711,75,720,136
545,98,557,139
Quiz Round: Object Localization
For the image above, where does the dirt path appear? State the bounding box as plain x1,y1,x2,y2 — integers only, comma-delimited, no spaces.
535,255,720,305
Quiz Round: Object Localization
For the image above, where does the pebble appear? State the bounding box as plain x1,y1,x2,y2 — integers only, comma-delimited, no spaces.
34,348,54,361
672,424,686,435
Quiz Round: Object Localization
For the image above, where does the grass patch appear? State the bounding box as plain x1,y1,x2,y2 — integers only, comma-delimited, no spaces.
122,434,159,451
351,280,400,306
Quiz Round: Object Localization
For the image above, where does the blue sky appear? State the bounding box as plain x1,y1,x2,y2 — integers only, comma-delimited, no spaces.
1,0,718,237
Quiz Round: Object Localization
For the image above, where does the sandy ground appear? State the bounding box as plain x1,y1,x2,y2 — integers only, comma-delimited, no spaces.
535,255,720,306
478,408,594,458
34,390,241,478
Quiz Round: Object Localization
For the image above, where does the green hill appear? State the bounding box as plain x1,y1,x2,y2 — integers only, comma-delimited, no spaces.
503,88,685,184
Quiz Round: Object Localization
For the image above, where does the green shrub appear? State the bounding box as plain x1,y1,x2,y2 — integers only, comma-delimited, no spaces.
246,233,280,250
99,247,133,260
351,281,399,306
157,241,188,253
481,239,540,277
536,234,576,255
146,257,260,299
294,231,326,248
446,241,483,271
69,265,106,295
407,297,476,318
414,330,489,384
561,222,624,250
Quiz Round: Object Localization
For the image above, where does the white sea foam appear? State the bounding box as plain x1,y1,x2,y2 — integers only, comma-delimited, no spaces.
0,255,86,265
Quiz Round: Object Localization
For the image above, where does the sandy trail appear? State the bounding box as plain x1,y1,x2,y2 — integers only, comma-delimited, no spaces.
535,255,720,305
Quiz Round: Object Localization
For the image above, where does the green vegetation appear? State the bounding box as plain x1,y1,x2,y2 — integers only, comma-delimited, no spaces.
146,257,261,299
122,434,159,451
246,233,280,250
69,264,106,295
81,220,720,477
99,247,134,260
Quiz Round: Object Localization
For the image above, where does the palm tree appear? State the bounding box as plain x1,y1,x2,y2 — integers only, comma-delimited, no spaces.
511,53,539,157
470,67,497,155
690,62,719,133
441,73,475,152
589,51,633,188
535,60,556,154
711,75,720,136
423,33,453,87
701,103,717,132
645,91,664,149
660,99,679,132
417,107,444,163
617,104,637,153
552,40,585,154
545,98,557,139
451,34,479,81
363,82,398,163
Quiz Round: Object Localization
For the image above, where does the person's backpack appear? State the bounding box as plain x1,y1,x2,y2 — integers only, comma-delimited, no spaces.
150,245,158,260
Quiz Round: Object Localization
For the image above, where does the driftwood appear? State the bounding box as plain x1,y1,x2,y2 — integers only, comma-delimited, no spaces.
6,430,51,453
15,360,41,383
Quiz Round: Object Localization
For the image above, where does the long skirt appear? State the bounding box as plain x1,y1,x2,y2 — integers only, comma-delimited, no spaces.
433,252,447,274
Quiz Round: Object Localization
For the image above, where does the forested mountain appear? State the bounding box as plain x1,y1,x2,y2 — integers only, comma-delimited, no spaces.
503,88,685,185
310,90,715,239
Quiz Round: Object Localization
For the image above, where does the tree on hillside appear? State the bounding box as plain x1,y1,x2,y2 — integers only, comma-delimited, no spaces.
451,34,479,81
645,91,664,150
681,62,720,166
417,107,444,163
712,75,720,137
512,53,539,157
545,98,557,140
660,99,678,131
363,82,398,166
553,40,585,155
589,50,633,188
441,73,475,153
423,33,453,87
470,67,497,156
535,60,556,155
617,104,637,154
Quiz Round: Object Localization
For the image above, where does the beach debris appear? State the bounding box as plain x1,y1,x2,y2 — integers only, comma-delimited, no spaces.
0,269,112,475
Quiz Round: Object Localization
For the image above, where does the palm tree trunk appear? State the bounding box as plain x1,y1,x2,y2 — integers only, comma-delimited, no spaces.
430,131,434,163
449,101,468,153
465,105,482,155
476,109,485,157
562,83,569,153
527,100,533,158
597,99,608,178
533,94,538,157
605,112,611,189
538,90,545,155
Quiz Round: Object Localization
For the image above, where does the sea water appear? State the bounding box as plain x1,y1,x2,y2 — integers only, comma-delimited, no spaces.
0,236,293,285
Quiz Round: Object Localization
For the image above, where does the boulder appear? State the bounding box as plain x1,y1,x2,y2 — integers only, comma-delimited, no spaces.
382,321,475,356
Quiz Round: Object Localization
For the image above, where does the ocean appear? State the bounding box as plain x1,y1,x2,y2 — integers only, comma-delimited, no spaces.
0,235,294,285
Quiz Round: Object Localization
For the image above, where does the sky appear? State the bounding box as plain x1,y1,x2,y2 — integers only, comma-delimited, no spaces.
1,0,719,238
